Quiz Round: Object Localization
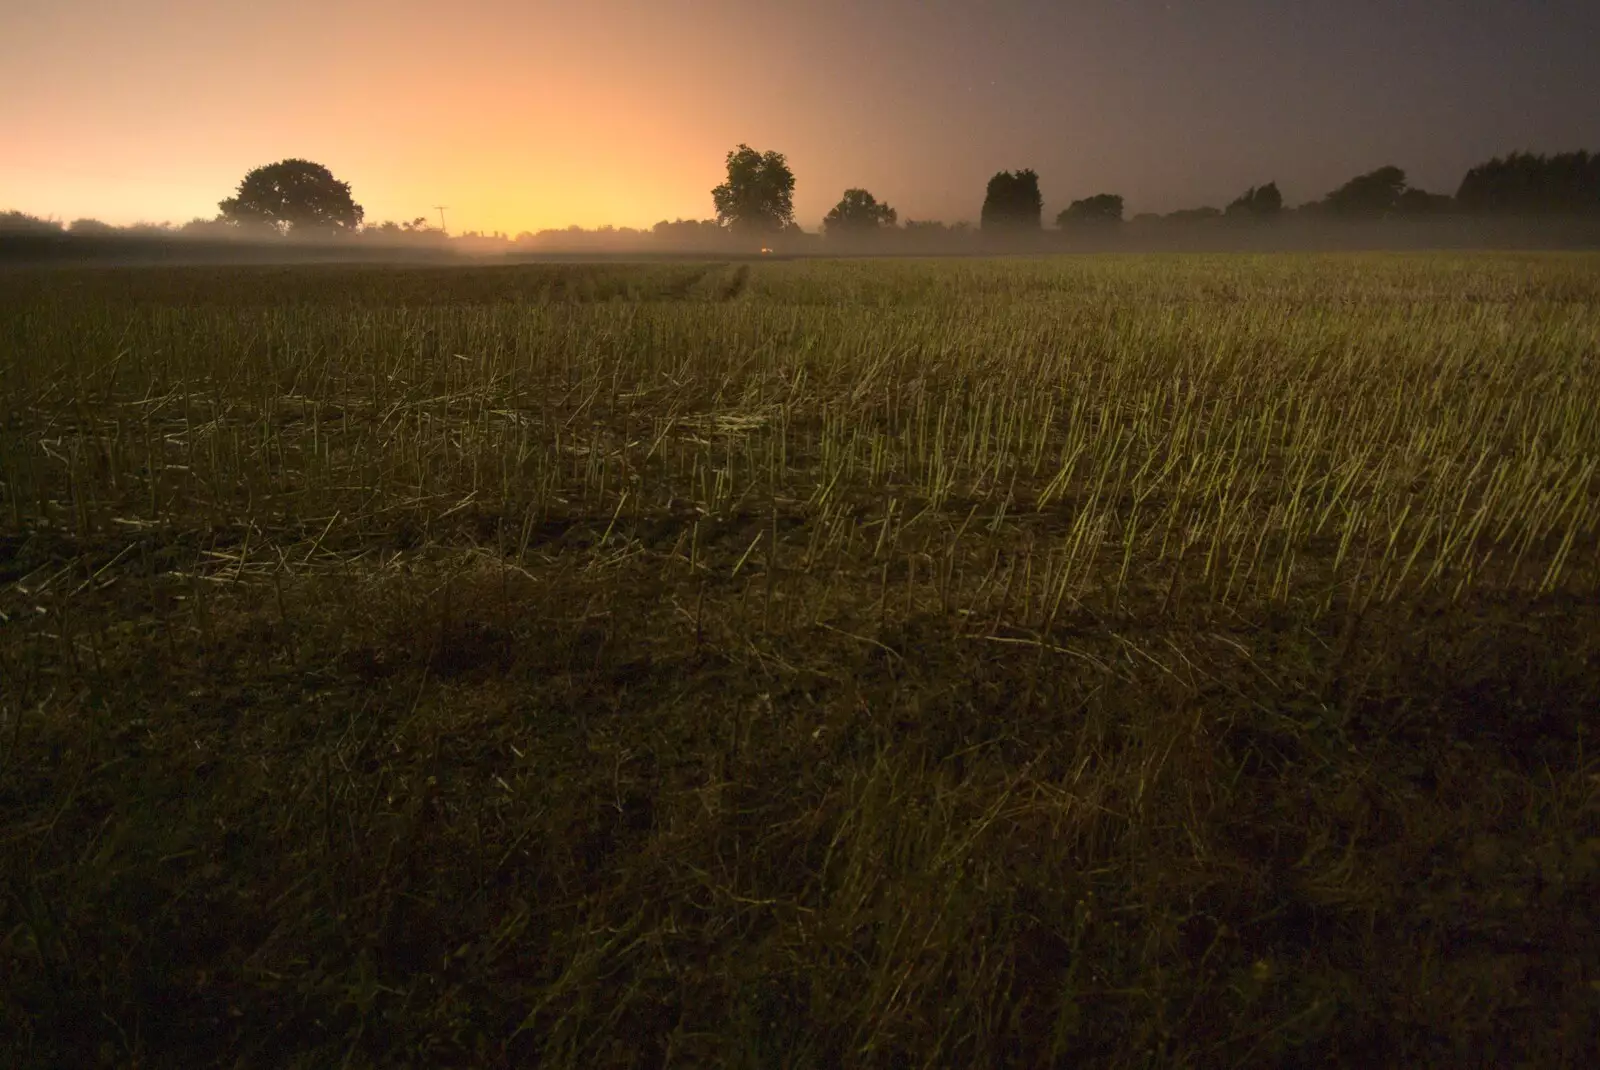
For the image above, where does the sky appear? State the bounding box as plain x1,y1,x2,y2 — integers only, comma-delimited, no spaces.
4,0,1599,234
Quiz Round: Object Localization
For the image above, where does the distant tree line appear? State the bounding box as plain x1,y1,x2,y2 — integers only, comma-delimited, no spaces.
1112,153,1597,230
1058,193,1125,227
1226,183,1283,219
5,149,1596,251
1456,151,1600,214
792,148,1598,240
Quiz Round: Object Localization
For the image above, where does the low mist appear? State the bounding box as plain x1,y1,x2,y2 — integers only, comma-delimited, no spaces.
5,215,1600,268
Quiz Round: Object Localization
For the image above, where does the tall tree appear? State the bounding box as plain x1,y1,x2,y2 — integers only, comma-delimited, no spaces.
823,189,897,234
711,145,796,235
218,159,364,235
1057,193,1124,226
980,170,1043,231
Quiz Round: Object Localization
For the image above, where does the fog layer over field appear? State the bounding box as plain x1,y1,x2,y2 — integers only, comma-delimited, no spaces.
4,216,1600,267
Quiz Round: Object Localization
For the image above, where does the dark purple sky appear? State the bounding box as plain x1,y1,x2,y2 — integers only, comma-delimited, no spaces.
4,0,1597,231
871,0,1600,214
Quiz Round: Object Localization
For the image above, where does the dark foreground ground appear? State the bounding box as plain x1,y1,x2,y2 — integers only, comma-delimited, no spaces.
1,256,1597,1066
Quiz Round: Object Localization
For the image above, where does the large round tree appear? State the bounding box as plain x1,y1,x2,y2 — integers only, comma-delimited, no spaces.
711,145,795,236
219,159,364,235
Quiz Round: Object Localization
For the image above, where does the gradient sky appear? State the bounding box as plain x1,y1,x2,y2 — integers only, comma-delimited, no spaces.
4,0,1598,234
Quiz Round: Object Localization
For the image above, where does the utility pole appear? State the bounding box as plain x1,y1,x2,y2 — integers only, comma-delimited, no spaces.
433,206,449,234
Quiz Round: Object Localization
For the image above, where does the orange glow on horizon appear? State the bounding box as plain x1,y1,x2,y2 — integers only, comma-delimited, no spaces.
10,1,1572,230
2,1,989,236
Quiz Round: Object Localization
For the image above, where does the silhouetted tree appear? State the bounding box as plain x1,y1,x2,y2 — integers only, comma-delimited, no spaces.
823,189,898,234
980,170,1043,230
1318,166,1408,217
711,145,796,235
1165,206,1221,223
181,216,235,236
0,211,62,234
509,224,660,251
68,218,117,234
358,218,443,243
218,159,363,235
1057,194,1124,226
1455,151,1599,214
1225,182,1283,219
649,218,728,250
653,218,722,239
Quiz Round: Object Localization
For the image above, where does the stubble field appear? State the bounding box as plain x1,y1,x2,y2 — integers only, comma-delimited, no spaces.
2,253,1598,1066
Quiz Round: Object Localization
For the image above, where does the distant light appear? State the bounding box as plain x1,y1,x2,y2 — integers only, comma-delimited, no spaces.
760,247,773,254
